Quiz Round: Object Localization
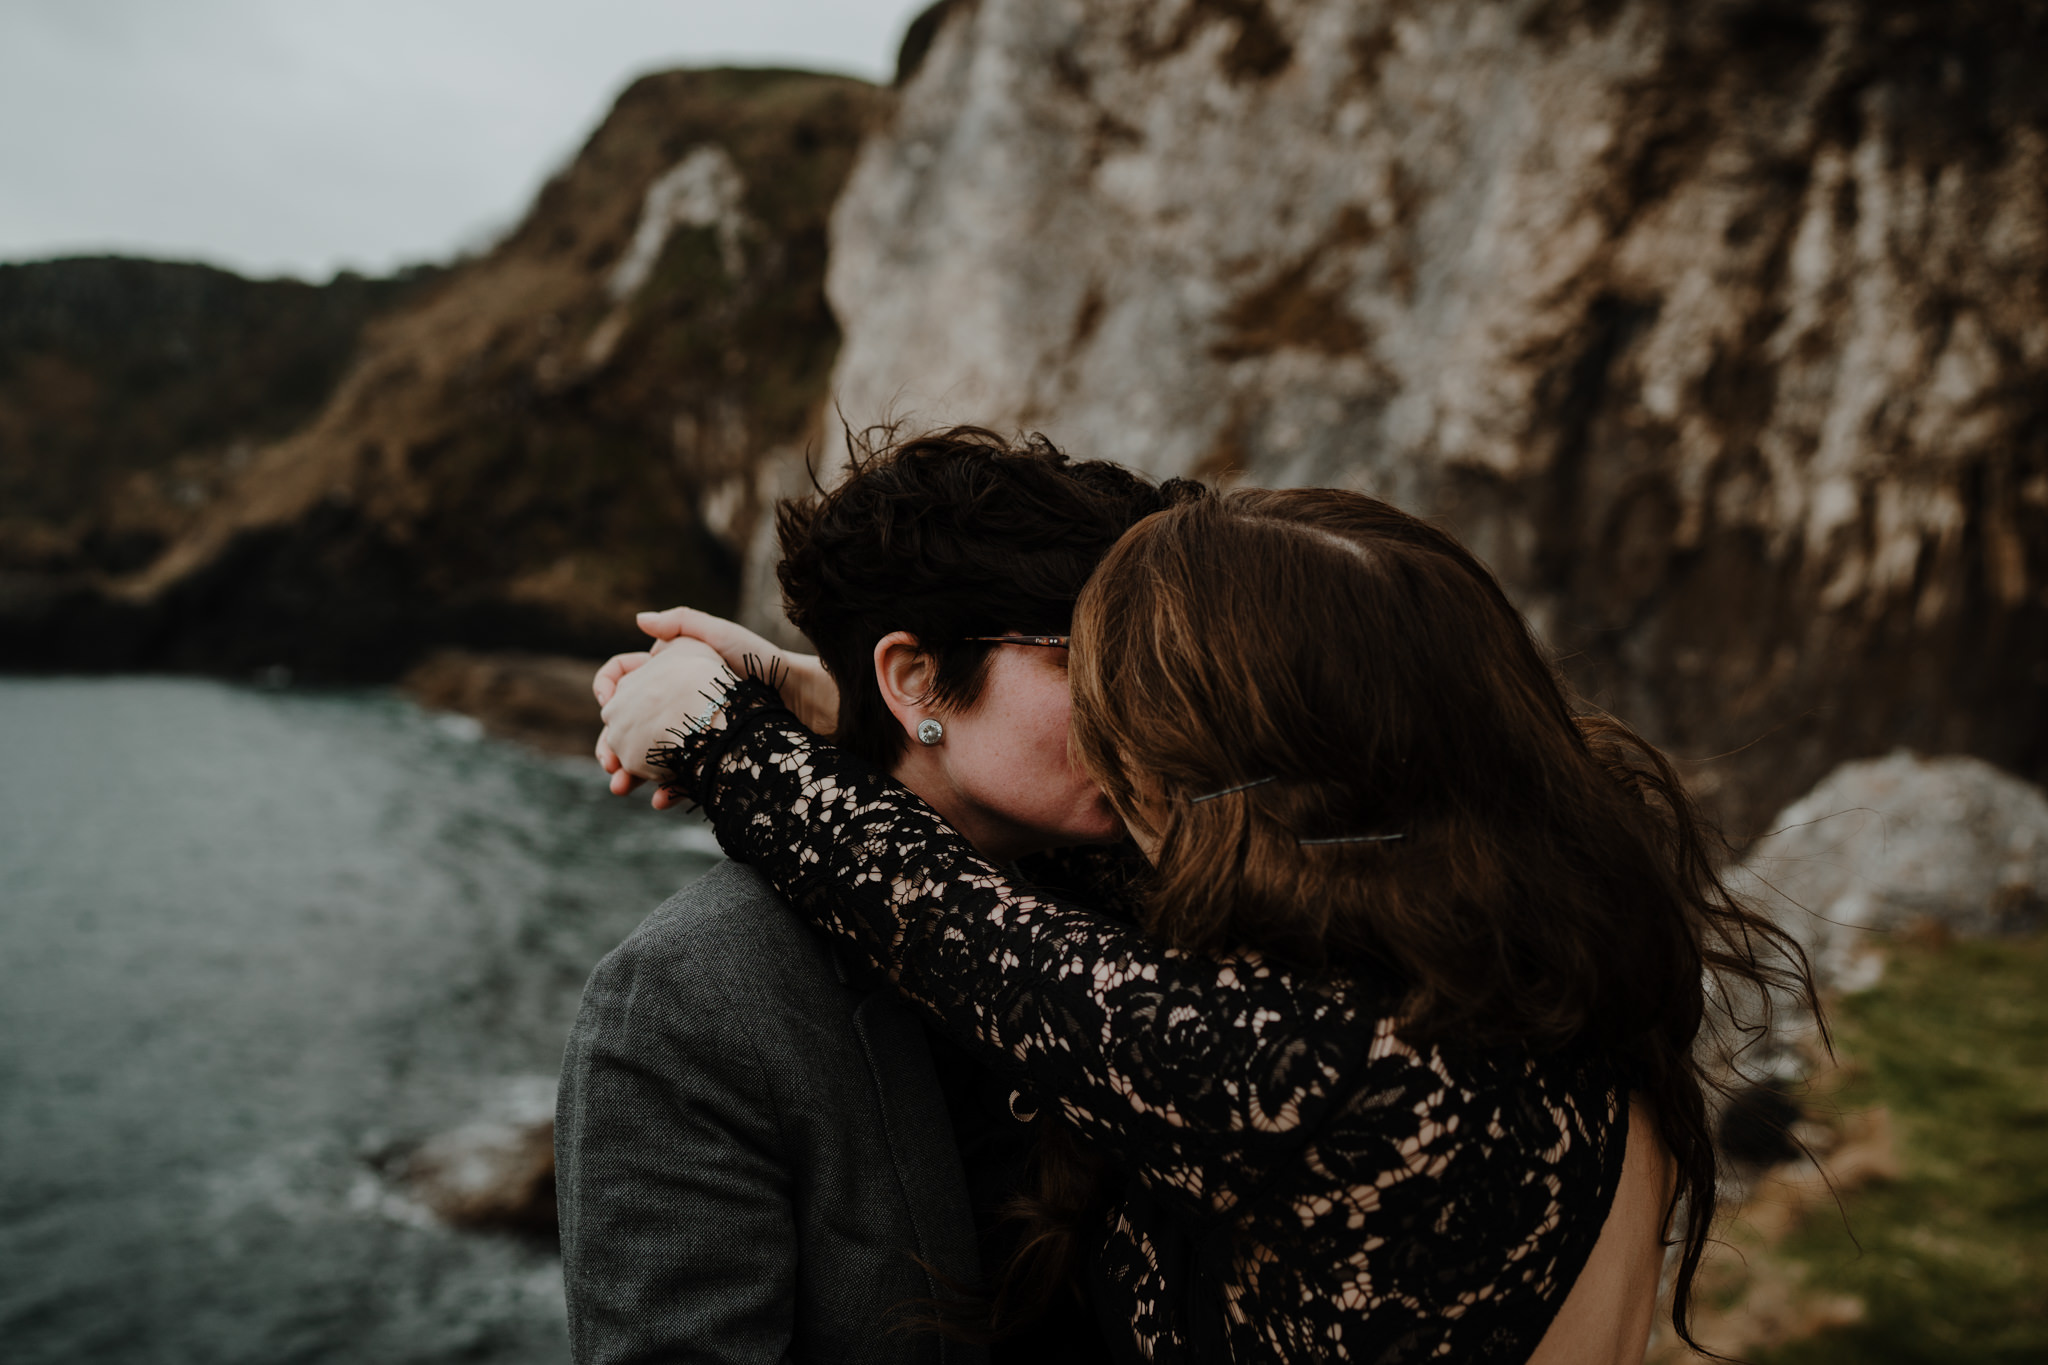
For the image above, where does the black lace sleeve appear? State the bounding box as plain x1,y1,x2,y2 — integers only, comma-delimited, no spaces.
653,674,1389,1218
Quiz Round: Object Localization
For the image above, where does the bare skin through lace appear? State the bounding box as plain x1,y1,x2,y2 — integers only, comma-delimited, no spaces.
653,676,1629,1363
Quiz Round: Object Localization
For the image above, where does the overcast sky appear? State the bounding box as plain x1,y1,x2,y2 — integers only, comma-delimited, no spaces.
0,0,925,280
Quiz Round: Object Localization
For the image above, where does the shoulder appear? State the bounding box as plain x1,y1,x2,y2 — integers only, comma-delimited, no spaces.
606,859,839,978
575,860,848,1042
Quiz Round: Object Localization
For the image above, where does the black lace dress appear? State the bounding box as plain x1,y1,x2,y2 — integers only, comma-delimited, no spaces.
656,678,1631,1364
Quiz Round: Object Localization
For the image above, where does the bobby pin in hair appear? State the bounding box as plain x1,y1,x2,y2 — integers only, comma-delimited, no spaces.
1189,775,1277,803
1297,833,1405,846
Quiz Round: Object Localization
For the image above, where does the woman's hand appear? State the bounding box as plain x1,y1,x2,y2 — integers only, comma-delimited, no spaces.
593,607,838,733
596,636,729,809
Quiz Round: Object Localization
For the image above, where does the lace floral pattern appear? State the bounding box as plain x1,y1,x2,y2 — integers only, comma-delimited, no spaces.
655,678,1629,1363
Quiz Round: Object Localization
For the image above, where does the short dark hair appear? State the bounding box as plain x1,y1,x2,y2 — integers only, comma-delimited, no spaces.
775,424,1194,769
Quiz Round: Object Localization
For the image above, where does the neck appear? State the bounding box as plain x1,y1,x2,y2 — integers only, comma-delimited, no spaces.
889,751,1039,864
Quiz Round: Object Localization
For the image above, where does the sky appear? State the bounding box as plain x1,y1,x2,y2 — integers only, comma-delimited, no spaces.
0,0,926,280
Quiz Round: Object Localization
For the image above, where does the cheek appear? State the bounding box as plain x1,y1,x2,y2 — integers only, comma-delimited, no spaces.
1032,681,1096,783
949,664,1113,826
984,685,1085,788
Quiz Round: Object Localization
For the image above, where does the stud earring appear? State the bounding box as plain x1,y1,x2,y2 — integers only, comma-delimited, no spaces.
916,718,945,746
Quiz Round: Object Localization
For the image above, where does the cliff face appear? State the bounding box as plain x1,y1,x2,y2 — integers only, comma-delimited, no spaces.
0,259,424,577
7,11,2039,830
815,0,2048,832
4,68,883,679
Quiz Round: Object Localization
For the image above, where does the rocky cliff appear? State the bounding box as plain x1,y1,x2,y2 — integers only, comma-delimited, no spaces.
6,5,2041,832
809,0,2048,833
3,68,883,679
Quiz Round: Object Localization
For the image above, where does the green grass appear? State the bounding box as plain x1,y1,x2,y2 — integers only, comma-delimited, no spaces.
1758,933,2048,1365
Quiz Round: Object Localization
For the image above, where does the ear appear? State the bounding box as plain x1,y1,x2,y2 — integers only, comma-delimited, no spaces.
873,631,939,740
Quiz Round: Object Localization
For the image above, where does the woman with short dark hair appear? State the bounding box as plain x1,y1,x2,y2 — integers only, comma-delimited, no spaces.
603,485,1815,1363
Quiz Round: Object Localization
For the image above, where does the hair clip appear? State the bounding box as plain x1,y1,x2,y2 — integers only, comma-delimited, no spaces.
1189,775,1276,803
1296,833,1405,846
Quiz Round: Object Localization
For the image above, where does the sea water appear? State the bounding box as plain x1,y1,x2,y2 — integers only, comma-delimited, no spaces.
0,676,718,1363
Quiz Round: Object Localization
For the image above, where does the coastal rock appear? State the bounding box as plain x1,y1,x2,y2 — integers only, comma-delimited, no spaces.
804,0,2048,832
402,649,606,756
1729,750,2048,992
378,1076,564,1236
391,1117,558,1235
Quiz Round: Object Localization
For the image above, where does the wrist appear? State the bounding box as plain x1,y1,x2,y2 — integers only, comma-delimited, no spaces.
786,654,838,735
647,673,787,809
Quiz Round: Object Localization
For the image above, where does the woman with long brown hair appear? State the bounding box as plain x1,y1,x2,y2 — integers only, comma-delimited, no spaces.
602,485,1814,1362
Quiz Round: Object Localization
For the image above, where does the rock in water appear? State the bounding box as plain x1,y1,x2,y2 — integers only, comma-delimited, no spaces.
401,649,606,756
394,1118,559,1235
1729,750,2048,993
805,0,2048,833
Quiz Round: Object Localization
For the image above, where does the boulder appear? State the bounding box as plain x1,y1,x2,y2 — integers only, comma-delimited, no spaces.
1729,749,2048,993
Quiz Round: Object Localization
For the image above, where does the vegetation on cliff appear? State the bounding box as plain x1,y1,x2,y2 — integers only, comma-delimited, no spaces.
2,67,883,680
0,258,429,577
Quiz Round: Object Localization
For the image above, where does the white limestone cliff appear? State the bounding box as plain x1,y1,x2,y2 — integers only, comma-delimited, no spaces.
789,0,2048,831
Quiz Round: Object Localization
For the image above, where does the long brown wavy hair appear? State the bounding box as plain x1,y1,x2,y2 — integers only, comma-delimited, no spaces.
981,486,1816,1350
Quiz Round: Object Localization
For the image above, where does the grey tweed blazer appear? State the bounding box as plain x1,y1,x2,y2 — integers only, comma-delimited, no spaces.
557,859,987,1365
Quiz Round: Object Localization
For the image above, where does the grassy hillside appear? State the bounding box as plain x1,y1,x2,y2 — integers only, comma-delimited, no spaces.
1669,932,2048,1362
1762,934,2048,1363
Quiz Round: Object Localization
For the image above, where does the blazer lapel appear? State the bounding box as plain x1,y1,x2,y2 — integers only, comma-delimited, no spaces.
851,991,984,1348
